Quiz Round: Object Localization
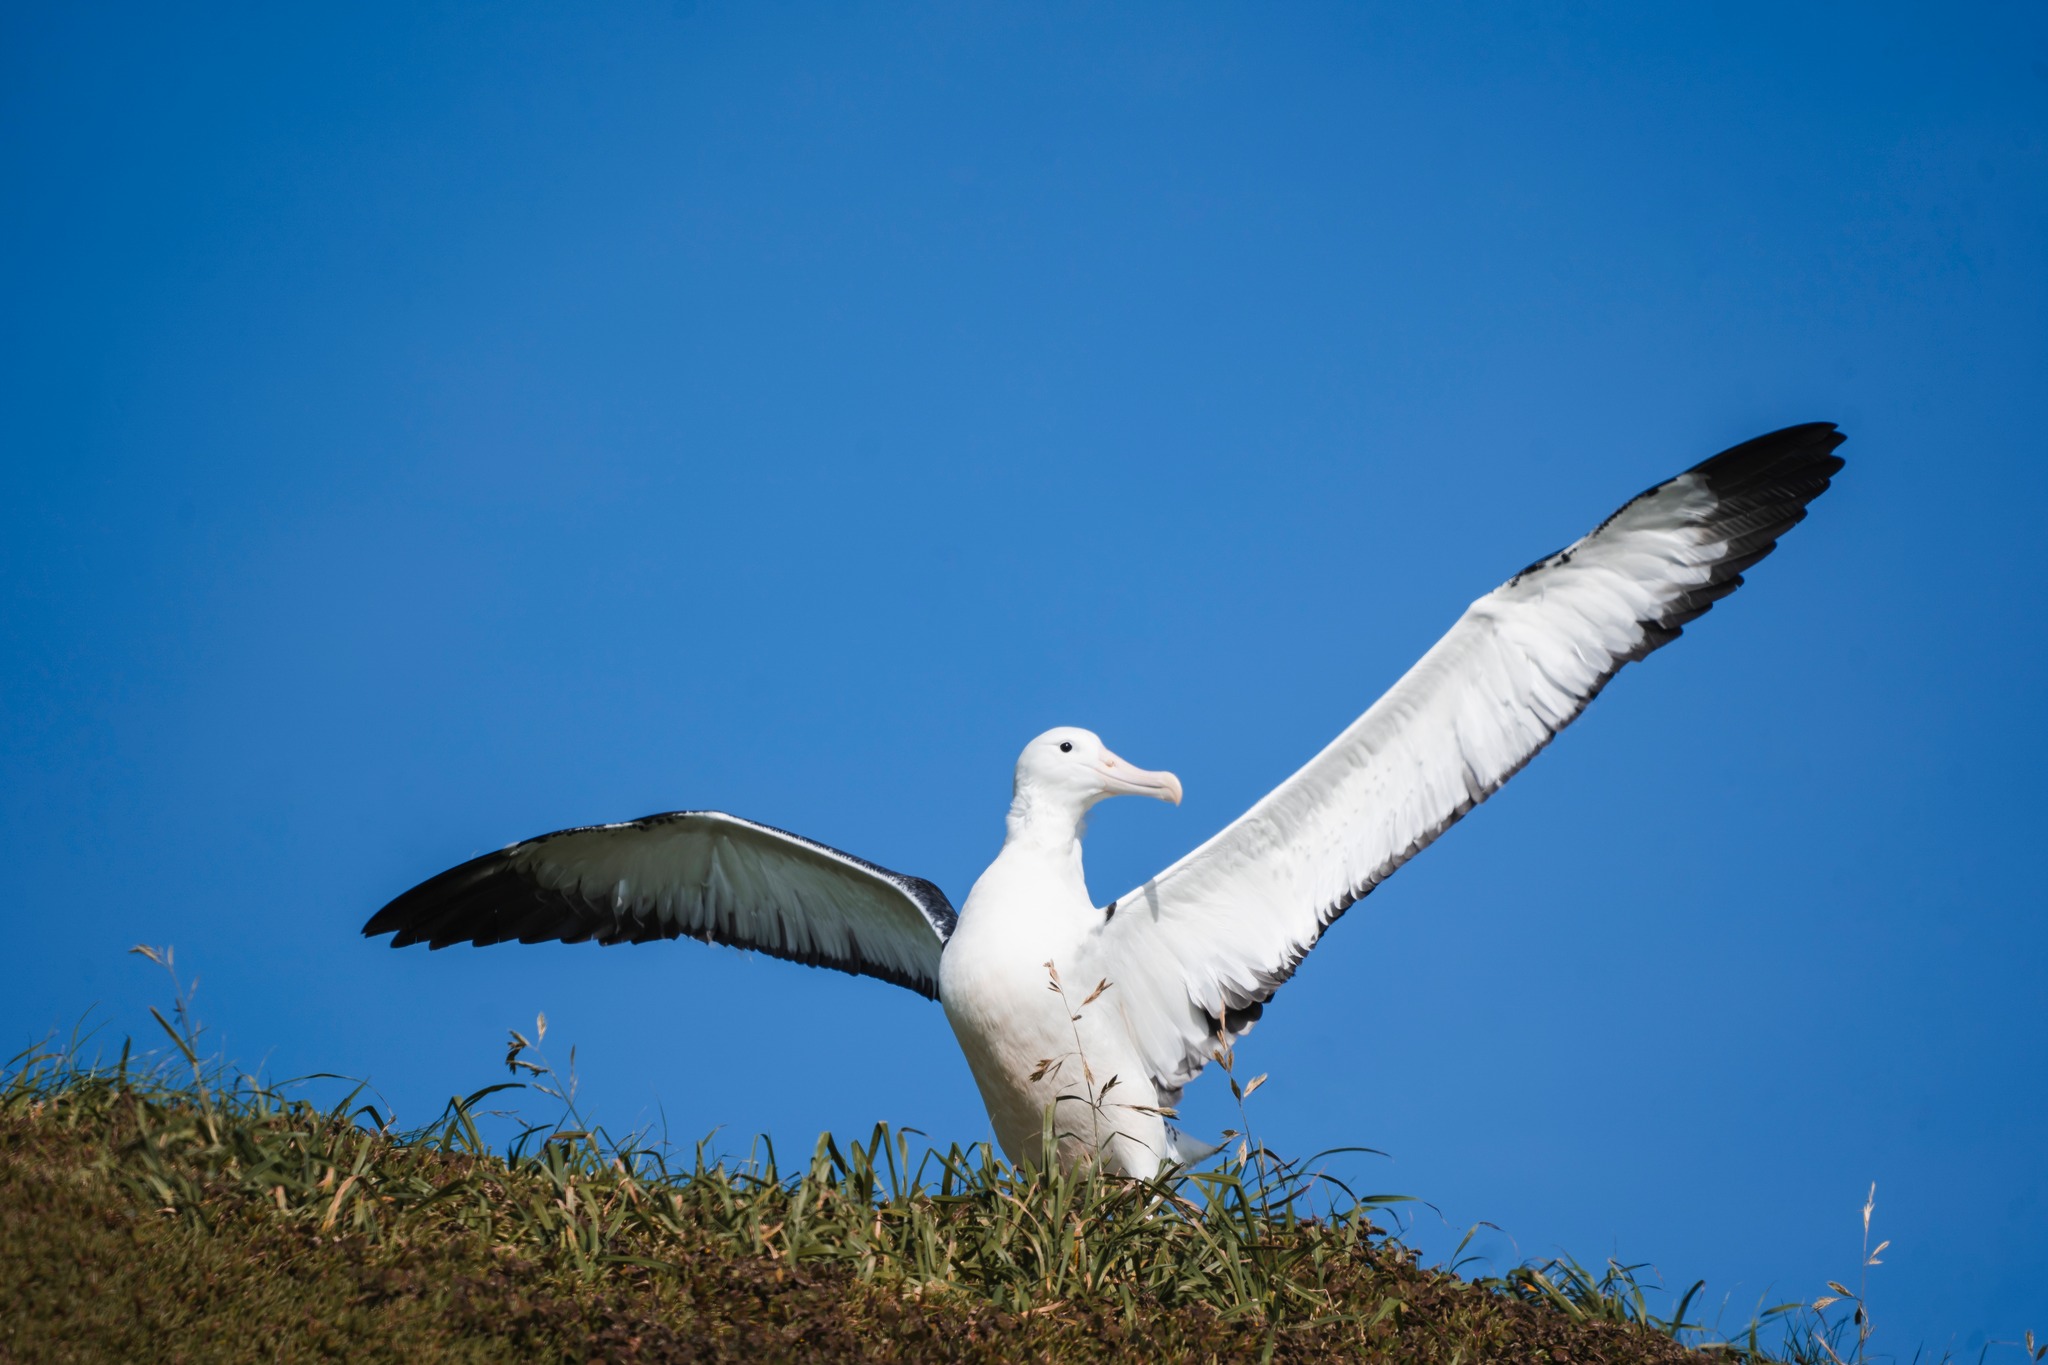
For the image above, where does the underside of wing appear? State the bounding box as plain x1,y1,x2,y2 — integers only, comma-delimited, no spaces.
1088,423,1847,1100
363,811,957,999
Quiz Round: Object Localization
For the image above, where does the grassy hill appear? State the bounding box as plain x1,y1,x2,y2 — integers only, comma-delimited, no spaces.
0,970,1919,1364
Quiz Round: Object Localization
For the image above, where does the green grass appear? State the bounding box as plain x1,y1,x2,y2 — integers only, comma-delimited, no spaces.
1,958,2014,1364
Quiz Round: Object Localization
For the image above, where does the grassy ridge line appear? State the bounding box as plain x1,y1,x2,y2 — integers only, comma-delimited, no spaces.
1,1048,1739,1365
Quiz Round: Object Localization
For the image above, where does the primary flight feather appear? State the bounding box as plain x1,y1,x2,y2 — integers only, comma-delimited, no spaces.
365,422,1846,1175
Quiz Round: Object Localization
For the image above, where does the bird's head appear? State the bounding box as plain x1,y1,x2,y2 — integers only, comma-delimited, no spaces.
1012,727,1183,815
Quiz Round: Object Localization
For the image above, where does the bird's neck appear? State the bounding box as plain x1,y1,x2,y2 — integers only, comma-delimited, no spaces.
1002,787,1091,862
955,787,1099,942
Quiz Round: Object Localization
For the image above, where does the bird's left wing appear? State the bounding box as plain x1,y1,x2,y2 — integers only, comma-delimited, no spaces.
364,811,956,999
1081,423,1846,1103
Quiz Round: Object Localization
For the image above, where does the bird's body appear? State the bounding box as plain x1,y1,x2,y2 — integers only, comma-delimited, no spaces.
364,424,1849,1177
942,775,1178,1174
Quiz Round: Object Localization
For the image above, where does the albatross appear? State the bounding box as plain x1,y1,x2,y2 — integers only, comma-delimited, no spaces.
365,422,1847,1176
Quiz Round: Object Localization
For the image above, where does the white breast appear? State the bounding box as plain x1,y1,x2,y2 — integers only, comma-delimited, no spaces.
939,847,1169,1175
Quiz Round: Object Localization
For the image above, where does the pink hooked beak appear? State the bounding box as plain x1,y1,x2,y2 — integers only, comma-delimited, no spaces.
1097,749,1183,805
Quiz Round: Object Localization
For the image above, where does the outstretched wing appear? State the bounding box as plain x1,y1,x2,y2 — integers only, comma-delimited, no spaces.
1085,422,1846,1102
364,810,957,999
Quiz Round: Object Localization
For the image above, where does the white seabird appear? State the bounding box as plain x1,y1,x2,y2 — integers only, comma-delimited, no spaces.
366,422,1847,1175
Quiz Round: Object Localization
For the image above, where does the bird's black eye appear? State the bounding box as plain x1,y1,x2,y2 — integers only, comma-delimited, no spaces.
1059,741,1074,753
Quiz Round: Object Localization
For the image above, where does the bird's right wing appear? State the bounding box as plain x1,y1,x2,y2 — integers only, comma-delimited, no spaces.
364,810,957,999
1085,423,1847,1102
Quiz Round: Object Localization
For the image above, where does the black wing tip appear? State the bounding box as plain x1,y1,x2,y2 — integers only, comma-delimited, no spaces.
362,900,421,942
1689,421,1847,548
363,897,431,941
358,813,703,948
1690,421,1848,487
361,847,529,948
1631,423,1844,634
1516,421,1847,586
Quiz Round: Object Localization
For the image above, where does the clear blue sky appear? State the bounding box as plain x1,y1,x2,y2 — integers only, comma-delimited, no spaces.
5,2,2043,1354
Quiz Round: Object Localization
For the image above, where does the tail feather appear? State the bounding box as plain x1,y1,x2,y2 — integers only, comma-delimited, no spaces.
1163,1124,1222,1166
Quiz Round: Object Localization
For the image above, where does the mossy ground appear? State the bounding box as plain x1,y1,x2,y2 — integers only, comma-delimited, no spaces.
4,955,1915,1365
1,1069,1735,1364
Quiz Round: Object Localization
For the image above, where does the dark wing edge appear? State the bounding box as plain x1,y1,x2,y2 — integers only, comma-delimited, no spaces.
1328,420,1848,933
1333,420,1854,909
362,810,957,1000
1124,421,1848,1096
1512,420,1848,629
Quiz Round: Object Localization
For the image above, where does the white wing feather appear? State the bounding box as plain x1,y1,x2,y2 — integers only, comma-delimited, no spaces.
1085,424,1845,1101
366,810,956,998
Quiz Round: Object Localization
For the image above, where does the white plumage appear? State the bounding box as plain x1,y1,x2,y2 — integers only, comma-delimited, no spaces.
367,423,1846,1175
